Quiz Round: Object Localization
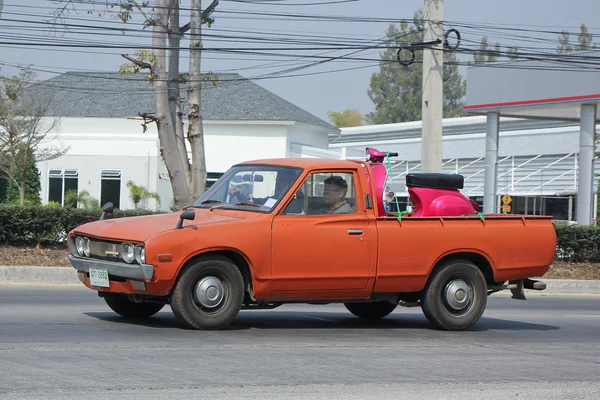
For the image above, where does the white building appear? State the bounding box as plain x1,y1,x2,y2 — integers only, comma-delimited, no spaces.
36,72,339,211
36,66,599,223
330,116,600,221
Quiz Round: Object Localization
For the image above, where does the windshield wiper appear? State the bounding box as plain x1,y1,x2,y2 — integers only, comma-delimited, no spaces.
197,200,222,206
202,200,263,211
232,202,262,208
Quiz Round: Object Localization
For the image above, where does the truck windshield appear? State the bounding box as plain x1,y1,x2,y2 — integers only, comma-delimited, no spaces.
194,165,303,213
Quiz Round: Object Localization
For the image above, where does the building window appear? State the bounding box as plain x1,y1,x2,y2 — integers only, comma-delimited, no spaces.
158,171,169,180
101,170,121,209
206,172,224,190
159,171,224,191
48,169,79,206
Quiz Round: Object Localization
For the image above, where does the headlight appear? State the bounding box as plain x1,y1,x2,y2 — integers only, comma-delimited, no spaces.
82,237,90,257
134,244,145,264
120,243,135,264
75,236,85,257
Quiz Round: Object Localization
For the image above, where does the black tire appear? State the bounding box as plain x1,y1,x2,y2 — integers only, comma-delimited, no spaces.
170,257,244,330
344,301,397,319
421,260,487,331
103,293,165,318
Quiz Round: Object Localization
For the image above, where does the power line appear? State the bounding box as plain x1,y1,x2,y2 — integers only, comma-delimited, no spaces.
222,0,361,5
2,2,600,85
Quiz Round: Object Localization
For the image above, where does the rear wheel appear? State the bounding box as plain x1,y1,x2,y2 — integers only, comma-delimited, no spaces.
170,257,244,330
103,293,164,318
421,260,487,331
344,301,397,319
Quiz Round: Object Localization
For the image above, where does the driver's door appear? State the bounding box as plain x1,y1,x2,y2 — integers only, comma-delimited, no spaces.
270,171,374,295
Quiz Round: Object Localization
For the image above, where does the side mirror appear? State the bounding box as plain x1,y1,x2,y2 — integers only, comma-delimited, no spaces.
176,208,195,230
100,202,114,221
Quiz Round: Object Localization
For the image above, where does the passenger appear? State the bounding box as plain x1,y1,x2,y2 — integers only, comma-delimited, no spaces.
323,176,352,214
228,176,252,203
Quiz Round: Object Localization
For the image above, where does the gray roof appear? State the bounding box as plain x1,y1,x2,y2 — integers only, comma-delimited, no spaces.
36,72,337,131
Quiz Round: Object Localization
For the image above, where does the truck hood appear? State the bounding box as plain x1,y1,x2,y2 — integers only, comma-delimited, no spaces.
72,210,249,242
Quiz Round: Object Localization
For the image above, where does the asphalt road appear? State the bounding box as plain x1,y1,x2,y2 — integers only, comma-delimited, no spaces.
0,288,599,399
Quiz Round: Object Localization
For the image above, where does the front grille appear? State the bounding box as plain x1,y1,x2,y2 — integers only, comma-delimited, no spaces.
89,240,125,263
70,235,142,264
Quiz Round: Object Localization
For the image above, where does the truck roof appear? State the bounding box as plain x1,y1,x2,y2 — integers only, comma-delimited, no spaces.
237,158,363,169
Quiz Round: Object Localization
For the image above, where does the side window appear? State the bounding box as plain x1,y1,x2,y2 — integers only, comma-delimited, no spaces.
283,172,357,215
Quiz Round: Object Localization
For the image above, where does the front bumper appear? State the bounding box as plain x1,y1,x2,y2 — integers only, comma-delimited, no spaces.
68,255,154,281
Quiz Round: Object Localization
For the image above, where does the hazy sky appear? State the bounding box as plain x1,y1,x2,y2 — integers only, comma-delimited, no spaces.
1,0,599,122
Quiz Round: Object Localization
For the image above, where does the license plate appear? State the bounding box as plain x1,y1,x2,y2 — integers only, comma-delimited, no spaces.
89,268,110,288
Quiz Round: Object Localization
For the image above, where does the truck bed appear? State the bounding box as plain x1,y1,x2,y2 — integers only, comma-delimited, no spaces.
373,215,556,293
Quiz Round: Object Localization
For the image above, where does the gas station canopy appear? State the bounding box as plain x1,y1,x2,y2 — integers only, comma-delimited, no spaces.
465,51,600,122
465,51,600,225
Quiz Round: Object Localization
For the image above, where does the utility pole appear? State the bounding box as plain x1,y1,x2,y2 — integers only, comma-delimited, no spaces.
421,0,444,173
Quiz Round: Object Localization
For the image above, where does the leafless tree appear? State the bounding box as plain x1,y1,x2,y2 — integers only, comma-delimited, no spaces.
52,0,218,209
0,69,67,205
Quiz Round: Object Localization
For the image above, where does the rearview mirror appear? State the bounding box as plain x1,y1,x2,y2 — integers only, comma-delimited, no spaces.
176,208,196,230
242,174,264,182
100,202,114,221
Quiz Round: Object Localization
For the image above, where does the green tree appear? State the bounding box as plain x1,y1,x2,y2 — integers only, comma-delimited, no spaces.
597,184,600,220
473,37,519,64
577,24,593,50
126,180,161,209
557,31,574,53
0,177,6,203
473,37,502,64
557,24,596,53
327,109,364,128
3,158,41,204
367,12,466,124
506,46,519,60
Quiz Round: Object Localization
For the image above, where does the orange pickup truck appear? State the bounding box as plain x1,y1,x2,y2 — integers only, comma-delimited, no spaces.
68,152,556,331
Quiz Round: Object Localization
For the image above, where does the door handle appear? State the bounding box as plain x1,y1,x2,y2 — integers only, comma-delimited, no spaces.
347,229,363,235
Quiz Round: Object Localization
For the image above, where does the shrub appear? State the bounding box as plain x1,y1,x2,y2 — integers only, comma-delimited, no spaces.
0,204,165,246
64,189,100,209
126,180,161,209
554,224,600,262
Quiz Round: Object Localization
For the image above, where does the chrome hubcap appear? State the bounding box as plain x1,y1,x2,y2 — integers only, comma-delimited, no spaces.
444,279,472,311
195,276,225,308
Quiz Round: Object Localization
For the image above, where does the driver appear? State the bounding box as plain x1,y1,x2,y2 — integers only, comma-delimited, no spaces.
323,176,352,214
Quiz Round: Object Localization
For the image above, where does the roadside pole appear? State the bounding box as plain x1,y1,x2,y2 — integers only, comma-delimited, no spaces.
421,0,444,173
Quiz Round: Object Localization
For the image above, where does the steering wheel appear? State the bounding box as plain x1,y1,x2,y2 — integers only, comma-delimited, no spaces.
231,189,250,204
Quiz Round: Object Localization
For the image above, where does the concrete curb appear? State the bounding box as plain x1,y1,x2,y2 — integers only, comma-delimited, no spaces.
0,266,80,286
528,279,600,296
1,266,600,296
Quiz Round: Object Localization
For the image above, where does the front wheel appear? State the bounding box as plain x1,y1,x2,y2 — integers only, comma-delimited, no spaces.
103,293,165,318
421,260,487,331
344,301,397,319
170,257,244,330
